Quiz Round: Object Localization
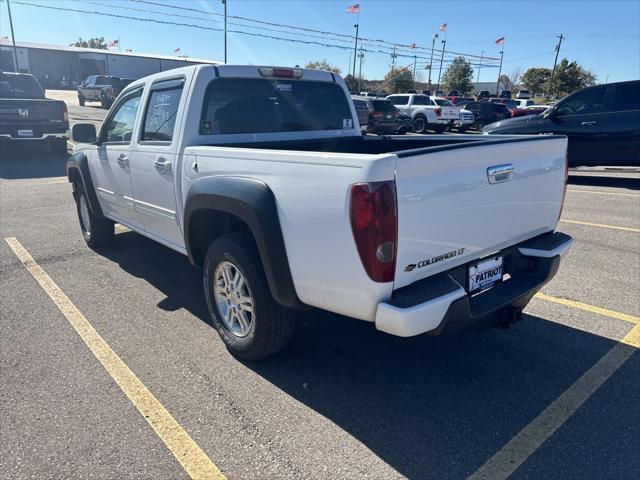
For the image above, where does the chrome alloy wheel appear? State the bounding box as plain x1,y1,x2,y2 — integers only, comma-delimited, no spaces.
214,261,254,337
79,195,91,236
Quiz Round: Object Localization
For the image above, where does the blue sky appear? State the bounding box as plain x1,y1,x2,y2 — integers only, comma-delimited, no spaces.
2,0,639,83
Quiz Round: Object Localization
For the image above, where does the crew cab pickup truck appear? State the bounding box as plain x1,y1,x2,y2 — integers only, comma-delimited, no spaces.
68,64,573,360
78,75,129,109
386,93,460,133
0,71,69,153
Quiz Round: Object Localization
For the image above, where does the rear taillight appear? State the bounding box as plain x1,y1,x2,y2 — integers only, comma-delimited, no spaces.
350,181,397,283
434,107,442,117
371,111,384,117
557,152,568,225
62,103,68,123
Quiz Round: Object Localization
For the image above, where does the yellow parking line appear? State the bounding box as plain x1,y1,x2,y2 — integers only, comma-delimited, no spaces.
535,292,639,325
560,219,640,233
468,323,639,480
4,237,225,480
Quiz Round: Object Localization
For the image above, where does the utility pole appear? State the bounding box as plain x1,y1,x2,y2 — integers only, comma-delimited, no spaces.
358,46,364,92
437,38,446,90
495,50,504,95
352,22,360,88
222,0,227,63
6,0,19,72
390,45,397,70
547,33,565,99
412,55,417,89
428,33,438,90
476,51,484,85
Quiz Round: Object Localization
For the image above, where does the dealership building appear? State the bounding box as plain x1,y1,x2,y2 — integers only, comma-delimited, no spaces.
0,39,219,89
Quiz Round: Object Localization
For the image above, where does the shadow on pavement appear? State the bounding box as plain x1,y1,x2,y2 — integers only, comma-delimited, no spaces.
98,230,632,479
568,174,640,190
0,143,69,180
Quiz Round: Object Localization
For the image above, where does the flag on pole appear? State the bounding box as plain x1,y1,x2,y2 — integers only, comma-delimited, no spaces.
346,4,360,13
495,37,505,45
174,47,181,53
439,23,447,32
107,39,119,48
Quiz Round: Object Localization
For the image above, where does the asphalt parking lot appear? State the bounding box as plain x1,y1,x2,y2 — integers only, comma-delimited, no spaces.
1,105,639,479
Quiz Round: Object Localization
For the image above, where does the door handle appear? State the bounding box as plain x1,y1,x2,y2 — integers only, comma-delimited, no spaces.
581,121,597,126
154,157,171,174
116,154,129,168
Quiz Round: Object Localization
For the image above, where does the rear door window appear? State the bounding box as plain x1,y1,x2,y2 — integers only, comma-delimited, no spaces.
141,80,184,142
611,83,640,112
388,95,409,106
200,78,353,134
412,96,430,105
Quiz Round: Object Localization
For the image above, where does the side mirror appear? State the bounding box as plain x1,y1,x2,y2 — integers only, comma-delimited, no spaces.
71,123,97,144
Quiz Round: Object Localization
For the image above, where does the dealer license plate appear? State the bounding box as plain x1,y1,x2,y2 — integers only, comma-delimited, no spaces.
17,129,34,137
468,256,503,292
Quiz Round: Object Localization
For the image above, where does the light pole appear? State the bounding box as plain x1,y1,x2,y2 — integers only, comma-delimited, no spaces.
358,46,364,92
412,55,417,89
222,0,227,63
427,33,438,90
352,23,360,88
476,50,484,86
6,0,19,72
495,50,504,95
547,33,565,99
437,39,446,90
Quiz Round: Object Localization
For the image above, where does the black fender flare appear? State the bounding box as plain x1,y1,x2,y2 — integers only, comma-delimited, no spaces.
184,176,303,309
66,150,105,219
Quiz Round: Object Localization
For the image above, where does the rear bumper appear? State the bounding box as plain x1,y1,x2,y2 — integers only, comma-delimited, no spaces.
0,124,69,141
375,231,573,337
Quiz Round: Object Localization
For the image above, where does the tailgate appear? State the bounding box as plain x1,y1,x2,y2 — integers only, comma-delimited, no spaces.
440,106,460,120
0,99,64,124
393,136,567,289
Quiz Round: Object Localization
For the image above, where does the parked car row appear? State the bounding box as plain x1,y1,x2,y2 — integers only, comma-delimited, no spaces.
77,75,134,109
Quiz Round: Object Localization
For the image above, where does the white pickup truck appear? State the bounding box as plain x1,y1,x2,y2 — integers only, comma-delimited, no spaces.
68,64,572,360
386,93,461,133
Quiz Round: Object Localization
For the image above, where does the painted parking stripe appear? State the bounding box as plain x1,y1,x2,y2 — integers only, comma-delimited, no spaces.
4,237,225,480
535,292,639,325
560,219,640,233
468,322,639,480
566,189,639,198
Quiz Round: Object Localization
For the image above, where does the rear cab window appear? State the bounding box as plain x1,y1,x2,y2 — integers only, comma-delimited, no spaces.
371,100,394,112
0,74,45,99
200,78,354,134
433,98,454,106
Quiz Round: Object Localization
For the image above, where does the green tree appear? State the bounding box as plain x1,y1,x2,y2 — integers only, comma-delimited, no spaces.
548,59,596,98
305,59,342,75
521,67,552,96
383,67,414,94
73,37,108,49
441,56,474,94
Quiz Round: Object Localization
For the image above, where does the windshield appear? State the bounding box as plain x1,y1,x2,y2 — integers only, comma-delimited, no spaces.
200,78,353,134
0,75,45,99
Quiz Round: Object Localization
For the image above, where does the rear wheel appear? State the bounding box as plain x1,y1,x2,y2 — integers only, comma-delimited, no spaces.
74,184,114,248
412,115,428,134
203,234,295,360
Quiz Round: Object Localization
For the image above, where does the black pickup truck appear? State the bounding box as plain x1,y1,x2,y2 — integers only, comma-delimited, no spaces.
78,75,131,109
0,71,69,153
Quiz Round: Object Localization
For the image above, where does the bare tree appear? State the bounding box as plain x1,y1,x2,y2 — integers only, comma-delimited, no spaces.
509,67,523,92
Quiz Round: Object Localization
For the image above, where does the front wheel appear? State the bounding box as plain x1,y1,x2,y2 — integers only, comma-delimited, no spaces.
473,119,486,131
74,184,114,248
203,234,295,360
457,126,468,133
